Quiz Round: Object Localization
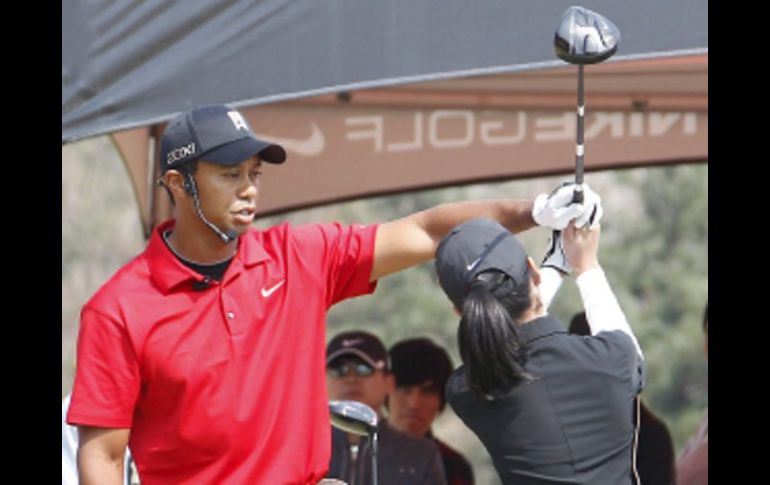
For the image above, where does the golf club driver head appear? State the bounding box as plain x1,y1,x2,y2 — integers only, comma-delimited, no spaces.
329,400,378,436
554,6,620,64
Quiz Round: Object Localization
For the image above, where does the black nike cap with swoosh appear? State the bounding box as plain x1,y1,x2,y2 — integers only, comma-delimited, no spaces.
326,330,390,371
160,104,286,173
435,218,529,309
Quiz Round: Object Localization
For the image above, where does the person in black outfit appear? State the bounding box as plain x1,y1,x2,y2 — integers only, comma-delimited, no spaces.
570,311,675,485
434,218,644,485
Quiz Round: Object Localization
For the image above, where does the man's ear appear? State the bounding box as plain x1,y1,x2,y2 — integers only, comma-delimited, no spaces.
527,256,541,286
163,170,187,196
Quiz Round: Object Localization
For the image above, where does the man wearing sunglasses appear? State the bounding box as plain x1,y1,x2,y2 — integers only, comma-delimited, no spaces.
325,330,446,485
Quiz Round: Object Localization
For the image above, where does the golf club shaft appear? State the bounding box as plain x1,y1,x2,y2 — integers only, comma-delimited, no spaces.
371,431,378,485
573,64,585,203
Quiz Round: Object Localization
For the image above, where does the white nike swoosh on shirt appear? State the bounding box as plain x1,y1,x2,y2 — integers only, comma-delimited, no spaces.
253,124,325,157
261,280,285,297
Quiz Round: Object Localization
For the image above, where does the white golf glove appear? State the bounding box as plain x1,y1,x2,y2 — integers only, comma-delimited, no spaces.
532,182,603,230
574,183,603,229
541,230,572,275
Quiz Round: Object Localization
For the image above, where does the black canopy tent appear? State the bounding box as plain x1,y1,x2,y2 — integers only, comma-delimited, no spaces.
62,0,707,237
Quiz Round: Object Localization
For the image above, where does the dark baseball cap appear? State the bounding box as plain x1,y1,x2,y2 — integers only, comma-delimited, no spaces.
326,330,390,371
160,104,286,173
435,218,529,309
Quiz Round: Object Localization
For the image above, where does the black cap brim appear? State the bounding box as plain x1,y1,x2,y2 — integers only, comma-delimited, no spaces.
201,137,286,165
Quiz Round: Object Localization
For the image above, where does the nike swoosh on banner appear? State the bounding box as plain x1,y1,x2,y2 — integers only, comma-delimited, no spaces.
254,124,325,157
261,280,286,298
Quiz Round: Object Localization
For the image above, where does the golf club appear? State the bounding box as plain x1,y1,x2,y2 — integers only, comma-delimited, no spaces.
554,5,620,204
329,400,379,485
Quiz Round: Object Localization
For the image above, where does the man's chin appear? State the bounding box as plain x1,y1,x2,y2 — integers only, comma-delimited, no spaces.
228,225,250,237
399,418,427,436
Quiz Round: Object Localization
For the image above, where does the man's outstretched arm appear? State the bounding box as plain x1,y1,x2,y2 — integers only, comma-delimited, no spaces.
371,199,536,282
370,181,603,282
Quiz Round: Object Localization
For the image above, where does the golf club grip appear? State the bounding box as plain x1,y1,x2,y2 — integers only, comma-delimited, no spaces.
572,187,584,204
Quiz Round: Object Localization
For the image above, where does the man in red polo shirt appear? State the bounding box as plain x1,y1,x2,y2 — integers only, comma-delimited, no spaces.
67,103,603,484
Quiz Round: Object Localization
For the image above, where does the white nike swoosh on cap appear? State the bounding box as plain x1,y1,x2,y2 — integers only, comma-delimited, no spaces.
261,280,285,297
254,124,325,157
342,338,363,347
466,256,483,272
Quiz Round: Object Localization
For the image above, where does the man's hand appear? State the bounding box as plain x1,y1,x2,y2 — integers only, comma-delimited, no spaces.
541,230,572,275
532,182,603,230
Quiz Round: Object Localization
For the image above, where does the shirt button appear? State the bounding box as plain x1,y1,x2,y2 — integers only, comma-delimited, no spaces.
227,312,235,319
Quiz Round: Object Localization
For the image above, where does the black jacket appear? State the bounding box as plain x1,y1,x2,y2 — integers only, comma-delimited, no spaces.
327,420,446,485
447,315,644,485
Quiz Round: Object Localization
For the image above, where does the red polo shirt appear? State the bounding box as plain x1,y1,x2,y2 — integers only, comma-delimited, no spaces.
68,220,378,484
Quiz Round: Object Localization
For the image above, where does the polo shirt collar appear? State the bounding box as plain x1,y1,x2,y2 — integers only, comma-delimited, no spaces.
236,228,271,268
517,314,566,344
146,220,271,293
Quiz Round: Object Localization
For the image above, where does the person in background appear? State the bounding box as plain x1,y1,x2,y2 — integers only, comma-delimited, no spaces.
675,303,708,485
570,311,675,485
325,330,446,485
388,337,474,485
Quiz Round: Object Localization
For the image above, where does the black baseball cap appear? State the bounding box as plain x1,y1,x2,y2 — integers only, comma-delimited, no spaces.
326,330,390,371
160,104,286,173
435,218,529,309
